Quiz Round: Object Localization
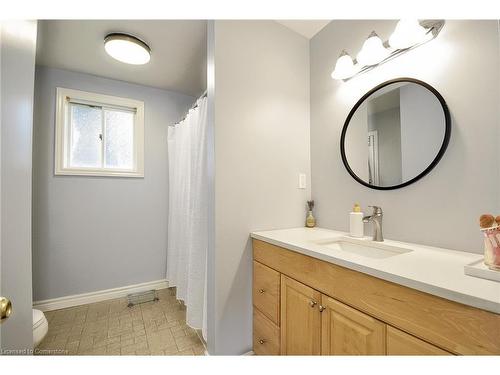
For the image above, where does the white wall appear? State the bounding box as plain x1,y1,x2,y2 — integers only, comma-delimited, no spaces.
32,66,195,301
212,20,310,354
0,20,37,351
310,20,500,253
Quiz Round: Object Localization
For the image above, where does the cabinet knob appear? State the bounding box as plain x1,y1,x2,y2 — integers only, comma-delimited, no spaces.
309,300,317,308
319,305,326,312
259,339,266,345
258,289,265,294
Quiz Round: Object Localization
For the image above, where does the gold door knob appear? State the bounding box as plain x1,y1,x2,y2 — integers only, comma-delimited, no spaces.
319,305,326,312
258,289,265,294
309,300,317,308
0,296,12,322
258,339,266,345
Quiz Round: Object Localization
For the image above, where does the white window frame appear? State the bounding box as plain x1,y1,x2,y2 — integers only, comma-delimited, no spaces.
55,87,145,177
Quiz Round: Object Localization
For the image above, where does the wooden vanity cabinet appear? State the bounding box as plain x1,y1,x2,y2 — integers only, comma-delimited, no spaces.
253,239,500,355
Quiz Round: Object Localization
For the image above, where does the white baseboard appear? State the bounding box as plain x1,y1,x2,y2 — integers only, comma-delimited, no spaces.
33,279,169,312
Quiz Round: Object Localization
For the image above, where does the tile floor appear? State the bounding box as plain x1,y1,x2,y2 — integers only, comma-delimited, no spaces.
37,287,206,355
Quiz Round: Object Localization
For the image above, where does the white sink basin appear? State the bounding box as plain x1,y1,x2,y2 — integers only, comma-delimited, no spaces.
314,237,413,259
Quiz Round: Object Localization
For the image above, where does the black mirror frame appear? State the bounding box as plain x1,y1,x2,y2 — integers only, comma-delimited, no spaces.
340,77,451,190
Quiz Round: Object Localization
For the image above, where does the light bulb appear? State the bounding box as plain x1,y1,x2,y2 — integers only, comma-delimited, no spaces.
389,19,430,50
356,31,390,66
331,50,359,80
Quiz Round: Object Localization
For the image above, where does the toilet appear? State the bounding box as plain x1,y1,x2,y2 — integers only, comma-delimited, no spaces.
33,309,48,347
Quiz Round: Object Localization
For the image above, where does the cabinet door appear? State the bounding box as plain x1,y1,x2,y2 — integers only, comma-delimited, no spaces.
280,275,321,355
321,295,386,355
387,326,451,355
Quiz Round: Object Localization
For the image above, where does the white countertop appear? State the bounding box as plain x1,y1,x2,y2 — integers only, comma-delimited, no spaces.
250,227,500,314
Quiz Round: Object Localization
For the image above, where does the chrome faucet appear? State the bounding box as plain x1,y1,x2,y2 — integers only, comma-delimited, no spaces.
363,206,384,242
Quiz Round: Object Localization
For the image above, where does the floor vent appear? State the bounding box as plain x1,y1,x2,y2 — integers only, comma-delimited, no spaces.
127,289,158,307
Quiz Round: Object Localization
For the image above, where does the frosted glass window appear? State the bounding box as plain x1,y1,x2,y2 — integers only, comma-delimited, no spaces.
55,87,144,177
69,104,102,168
104,110,134,169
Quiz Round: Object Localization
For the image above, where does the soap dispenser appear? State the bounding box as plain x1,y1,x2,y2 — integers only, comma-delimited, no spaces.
349,203,364,237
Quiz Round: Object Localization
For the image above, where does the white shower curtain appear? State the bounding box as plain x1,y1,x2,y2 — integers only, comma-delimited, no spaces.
167,96,208,340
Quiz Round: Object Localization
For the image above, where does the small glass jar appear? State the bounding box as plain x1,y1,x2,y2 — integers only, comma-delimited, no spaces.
481,227,500,270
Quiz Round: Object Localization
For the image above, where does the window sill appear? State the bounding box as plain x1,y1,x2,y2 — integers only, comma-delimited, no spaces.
54,168,144,178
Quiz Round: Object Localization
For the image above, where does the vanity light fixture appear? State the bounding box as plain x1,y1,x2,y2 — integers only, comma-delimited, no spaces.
331,20,445,81
331,50,360,80
356,31,390,66
104,33,151,65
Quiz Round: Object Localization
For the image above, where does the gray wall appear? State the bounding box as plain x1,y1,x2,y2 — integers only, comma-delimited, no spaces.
400,84,446,181
32,66,194,301
1,20,37,351
310,20,500,253
212,21,310,354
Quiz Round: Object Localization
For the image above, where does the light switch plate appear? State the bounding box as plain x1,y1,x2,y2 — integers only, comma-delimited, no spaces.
298,173,307,189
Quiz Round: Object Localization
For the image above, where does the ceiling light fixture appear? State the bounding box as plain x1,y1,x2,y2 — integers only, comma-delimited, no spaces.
104,33,151,65
331,20,445,81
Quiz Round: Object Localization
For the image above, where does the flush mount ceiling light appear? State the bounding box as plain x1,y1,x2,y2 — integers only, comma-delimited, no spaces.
389,19,432,49
104,33,151,65
356,31,390,66
331,50,360,80
331,20,445,81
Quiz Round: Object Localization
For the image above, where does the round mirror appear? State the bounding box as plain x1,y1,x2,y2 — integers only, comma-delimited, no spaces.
340,78,451,190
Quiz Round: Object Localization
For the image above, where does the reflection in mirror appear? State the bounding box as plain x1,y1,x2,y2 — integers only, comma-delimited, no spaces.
342,80,450,189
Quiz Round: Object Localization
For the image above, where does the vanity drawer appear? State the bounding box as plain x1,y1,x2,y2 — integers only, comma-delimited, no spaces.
253,260,280,325
253,308,280,355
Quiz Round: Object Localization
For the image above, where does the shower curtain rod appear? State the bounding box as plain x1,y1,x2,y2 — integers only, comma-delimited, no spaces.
170,90,208,126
